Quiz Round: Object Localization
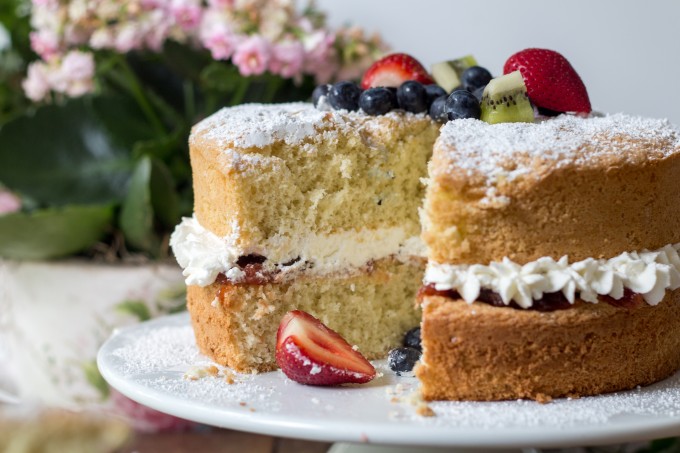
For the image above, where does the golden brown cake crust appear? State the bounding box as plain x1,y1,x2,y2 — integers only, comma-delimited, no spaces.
188,258,423,372
423,115,680,264
416,291,680,401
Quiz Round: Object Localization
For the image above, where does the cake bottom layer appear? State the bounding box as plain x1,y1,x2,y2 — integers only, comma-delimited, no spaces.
416,290,680,402
188,258,423,373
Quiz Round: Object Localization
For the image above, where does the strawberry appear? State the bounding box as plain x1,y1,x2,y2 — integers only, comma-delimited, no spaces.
275,310,376,386
361,53,434,90
503,48,591,113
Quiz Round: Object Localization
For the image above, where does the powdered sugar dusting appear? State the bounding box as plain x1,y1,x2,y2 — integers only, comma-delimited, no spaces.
436,113,680,185
191,102,432,150
101,315,680,438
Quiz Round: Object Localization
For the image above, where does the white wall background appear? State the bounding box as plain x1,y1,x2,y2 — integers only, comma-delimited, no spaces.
318,0,680,125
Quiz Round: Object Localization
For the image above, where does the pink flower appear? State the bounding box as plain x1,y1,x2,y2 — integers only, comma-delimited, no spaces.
269,41,304,78
30,30,60,60
114,24,142,53
207,0,234,9
59,50,95,97
232,36,271,76
0,190,21,215
89,28,115,49
22,62,51,102
202,28,239,60
171,0,203,31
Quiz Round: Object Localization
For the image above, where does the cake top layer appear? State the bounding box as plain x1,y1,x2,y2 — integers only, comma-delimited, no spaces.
433,114,680,195
191,102,432,151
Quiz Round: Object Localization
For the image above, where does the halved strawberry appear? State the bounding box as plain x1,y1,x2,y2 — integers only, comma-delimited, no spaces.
275,310,376,386
361,53,434,89
504,48,591,114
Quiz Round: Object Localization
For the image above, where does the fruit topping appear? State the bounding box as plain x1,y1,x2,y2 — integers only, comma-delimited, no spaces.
504,48,591,113
431,55,478,92
312,84,331,108
403,327,422,351
328,81,362,111
445,89,481,120
361,53,434,90
397,80,428,113
359,87,398,115
424,84,447,106
461,66,493,92
480,71,534,124
388,347,421,374
275,310,376,386
428,95,448,122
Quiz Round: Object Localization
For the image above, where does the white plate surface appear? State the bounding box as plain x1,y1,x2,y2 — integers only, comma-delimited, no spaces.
98,313,680,448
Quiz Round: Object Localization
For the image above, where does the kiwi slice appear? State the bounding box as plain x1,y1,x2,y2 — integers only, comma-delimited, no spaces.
480,71,534,124
431,55,478,92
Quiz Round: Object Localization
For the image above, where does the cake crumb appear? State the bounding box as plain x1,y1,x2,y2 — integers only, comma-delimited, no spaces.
416,403,436,417
249,408,256,412
224,371,236,384
390,397,400,403
183,365,216,380
239,402,247,407
534,393,553,404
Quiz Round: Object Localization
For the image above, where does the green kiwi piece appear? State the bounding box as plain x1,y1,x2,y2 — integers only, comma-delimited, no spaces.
480,71,534,124
431,55,478,92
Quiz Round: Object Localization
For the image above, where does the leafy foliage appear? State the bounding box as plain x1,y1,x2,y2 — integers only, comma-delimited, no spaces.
0,43,316,260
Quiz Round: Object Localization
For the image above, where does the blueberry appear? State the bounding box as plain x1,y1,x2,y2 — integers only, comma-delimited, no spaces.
403,327,422,351
359,87,398,115
396,80,428,113
328,81,362,111
424,84,447,107
445,90,481,120
428,95,448,122
388,347,421,374
472,85,486,102
451,85,465,92
461,66,493,92
312,84,331,108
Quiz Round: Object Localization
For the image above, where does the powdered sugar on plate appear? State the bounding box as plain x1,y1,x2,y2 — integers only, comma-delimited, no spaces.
98,313,680,446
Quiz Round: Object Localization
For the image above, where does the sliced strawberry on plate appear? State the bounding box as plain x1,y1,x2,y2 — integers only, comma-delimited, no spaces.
275,310,376,386
504,48,591,114
361,53,434,89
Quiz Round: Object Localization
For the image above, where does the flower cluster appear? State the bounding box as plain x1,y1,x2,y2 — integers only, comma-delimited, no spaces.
23,0,387,102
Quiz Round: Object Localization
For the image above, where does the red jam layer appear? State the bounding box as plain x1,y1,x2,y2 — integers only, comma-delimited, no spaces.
417,284,645,312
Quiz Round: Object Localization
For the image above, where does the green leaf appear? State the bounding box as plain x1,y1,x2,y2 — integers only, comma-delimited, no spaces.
200,62,241,92
120,157,156,252
0,204,113,260
0,96,152,205
119,156,178,253
116,300,151,322
149,159,179,229
82,360,110,400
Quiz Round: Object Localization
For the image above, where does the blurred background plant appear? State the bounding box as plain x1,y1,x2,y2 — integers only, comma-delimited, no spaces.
0,0,386,261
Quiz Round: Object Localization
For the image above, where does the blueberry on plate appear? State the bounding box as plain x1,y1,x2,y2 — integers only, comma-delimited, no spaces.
312,84,331,108
428,95,448,122
388,347,421,374
403,327,422,351
445,89,481,120
328,81,362,111
359,87,398,115
397,80,428,113
424,84,447,107
462,66,493,92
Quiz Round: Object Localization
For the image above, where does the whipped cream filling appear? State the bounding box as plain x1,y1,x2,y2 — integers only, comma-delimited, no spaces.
424,243,680,308
170,215,425,287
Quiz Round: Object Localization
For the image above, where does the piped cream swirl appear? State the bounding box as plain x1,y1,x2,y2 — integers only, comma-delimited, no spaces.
424,243,680,308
